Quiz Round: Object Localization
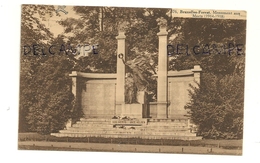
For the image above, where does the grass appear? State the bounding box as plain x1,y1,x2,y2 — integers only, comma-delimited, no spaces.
18,132,242,150
18,144,242,155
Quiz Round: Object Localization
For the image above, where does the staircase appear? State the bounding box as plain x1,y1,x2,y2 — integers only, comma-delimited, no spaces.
51,118,202,140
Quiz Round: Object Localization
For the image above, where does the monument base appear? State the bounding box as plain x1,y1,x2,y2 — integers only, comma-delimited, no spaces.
121,104,145,118
115,103,123,116
137,91,146,104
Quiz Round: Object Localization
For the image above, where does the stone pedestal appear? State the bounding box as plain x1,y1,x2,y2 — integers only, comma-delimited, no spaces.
137,91,149,118
121,91,148,118
121,104,144,119
137,91,146,104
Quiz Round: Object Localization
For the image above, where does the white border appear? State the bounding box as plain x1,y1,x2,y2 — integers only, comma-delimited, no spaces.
0,0,259,163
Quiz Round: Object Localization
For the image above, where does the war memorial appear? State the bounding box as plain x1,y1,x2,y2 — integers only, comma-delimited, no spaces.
51,21,203,140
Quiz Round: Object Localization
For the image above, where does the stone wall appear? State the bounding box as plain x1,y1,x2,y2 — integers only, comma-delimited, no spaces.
70,72,117,119
81,79,116,118
148,65,202,119
167,70,196,118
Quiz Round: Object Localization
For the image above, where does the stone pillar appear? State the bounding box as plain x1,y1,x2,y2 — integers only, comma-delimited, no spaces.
156,23,168,119
70,71,78,98
69,71,79,126
191,65,202,84
115,30,126,115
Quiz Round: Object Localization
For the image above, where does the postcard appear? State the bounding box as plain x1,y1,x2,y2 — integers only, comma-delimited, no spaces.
19,4,246,155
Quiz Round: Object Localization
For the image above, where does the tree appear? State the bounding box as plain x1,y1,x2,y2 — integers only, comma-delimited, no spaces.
20,5,75,134
177,18,246,139
25,55,75,134
186,73,244,139
20,4,55,132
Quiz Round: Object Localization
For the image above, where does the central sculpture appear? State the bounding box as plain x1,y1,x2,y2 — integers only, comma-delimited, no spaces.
118,53,156,104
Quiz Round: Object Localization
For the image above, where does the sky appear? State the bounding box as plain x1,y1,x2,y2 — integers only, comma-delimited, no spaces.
43,5,80,37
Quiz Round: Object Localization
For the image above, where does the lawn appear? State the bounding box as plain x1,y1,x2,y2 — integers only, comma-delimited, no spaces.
18,142,242,155
18,132,242,150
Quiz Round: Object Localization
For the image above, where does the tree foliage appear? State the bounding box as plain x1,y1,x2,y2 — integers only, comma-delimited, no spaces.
20,5,75,134
24,55,75,134
178,18,246,139
186,73,244,139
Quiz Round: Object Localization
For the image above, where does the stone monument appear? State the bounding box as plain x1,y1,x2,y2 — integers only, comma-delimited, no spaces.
51,19,202,140
118,54,152,118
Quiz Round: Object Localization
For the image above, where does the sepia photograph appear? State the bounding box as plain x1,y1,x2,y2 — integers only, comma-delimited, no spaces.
18,4,246,155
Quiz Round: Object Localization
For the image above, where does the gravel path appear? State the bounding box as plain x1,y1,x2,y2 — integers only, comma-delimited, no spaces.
18,141,242,155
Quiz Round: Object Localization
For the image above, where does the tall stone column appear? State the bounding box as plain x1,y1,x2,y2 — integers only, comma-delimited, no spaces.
157,22,168,119
115,30,126,116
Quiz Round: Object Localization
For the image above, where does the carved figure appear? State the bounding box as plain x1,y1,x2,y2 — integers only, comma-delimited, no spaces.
119,54,156,103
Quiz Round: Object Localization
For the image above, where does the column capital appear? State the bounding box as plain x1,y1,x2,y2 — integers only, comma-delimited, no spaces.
116,32,126,40
69,71,78,77
191,65,202,72
157,26,168,36
157,17,168,36
157,31,168,36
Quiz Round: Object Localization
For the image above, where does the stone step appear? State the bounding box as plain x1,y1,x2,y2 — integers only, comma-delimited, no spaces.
64,127,139,132
145,125,187,128
51,118,202,140
147,122,187,126
67,127,190,132
72,124,112,127
59,129,193,136
73,124,187,129
80,118,111,122
68,125,190,131
140,128,190,132
143,132,195,136
76,120,187,126
76,121,111,124
51,133,202,140
148,126,188,128
66,128,114,132
68,126,143,130
57,131,193,137
148,118,188,123
59,130,139,135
